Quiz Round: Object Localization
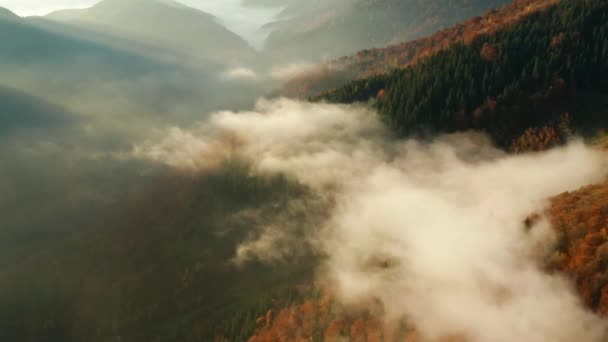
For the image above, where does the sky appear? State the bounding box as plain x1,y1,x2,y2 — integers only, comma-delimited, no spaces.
0,0,282,48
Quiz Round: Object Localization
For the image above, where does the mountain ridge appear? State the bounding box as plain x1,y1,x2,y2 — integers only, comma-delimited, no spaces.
281,0,560,98
261,0,512,63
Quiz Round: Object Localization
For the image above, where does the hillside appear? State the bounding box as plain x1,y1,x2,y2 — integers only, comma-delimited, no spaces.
320,0,608,150
46,0,256,64
547,182,608,315
0,8,214,122
283,0,559,98
261,0,511,64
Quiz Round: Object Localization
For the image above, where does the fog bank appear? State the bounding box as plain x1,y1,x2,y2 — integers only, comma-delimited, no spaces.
135,98,608,341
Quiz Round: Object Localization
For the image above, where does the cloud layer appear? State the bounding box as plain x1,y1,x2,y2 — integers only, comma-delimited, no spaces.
134,98,608,341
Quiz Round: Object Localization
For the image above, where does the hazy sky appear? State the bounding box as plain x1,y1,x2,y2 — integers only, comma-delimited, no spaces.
0,0,281,47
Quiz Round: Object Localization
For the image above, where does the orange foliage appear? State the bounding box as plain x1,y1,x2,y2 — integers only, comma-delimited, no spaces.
509,125,562,152
509,112,573,152
250,175,608,342
480,42,499,61
547,182,608,314
324,319,346,340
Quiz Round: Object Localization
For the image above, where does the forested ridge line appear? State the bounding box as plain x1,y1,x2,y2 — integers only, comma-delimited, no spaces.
318,0,608,151
282,0,559,98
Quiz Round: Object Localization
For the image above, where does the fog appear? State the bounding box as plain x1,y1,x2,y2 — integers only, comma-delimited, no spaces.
179,0,282,49
136,99,608,341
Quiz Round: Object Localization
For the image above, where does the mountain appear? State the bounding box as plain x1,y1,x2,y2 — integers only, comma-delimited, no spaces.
0,8,175,75
46,0,256,64
245,0,350,20
0,6,19,21
0,7,205,119
261,0,512,63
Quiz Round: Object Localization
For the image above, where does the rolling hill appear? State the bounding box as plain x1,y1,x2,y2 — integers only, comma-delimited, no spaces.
0,7,268,132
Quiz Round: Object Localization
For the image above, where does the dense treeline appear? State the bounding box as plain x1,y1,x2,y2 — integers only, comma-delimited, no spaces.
320,0,608,149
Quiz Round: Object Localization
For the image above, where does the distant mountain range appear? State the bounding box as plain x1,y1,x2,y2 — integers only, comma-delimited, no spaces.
253,0,512,62
0,4,268,128
0,9,169,73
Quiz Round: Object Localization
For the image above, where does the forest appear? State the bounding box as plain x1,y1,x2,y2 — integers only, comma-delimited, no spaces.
320,0,608,150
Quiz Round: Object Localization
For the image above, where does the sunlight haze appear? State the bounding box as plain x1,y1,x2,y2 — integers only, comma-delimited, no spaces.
0,0,281,47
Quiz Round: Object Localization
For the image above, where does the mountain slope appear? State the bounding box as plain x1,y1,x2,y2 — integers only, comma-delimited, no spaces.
0,8,173,75
320,0,608,150
547,181,608,315
0,7,210,121
46,0,256,64
262,0,512,63
282,0,559,98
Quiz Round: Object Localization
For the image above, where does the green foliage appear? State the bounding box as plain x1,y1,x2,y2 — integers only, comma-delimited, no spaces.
321,0,608,147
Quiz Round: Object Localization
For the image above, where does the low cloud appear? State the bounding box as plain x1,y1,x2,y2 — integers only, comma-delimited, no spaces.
221,67,261,81
134,98,608,341
269,62,320,81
